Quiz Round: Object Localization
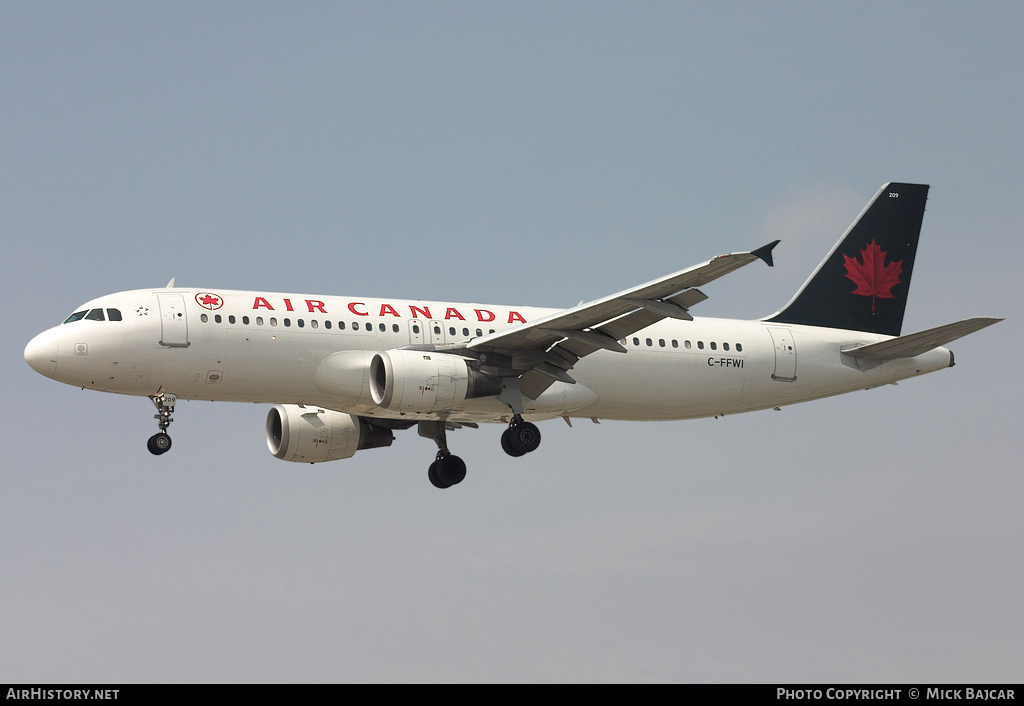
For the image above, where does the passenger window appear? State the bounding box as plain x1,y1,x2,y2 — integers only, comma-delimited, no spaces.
338,322,345,330
412,324,420,334
736,343,743,352
270,318,278,326
311,320,318,329
229,315,236,324
214,314,222,324
659,339,665,347
671,340,678,348
697,341,704,350
201,314,209,323
710,342,717,350
242,316,250,325
476,329,483,337
297,319,305,328
64,310,88,324
645,338,652,347
449,327,456,336
392,324,399,333
284,319,291,327
723,342,729,351
379,323,386,332
463,328,470,336
633,337,640,346
107,309,122,321
364,322,372,332
324,320,331,329
685,340,692,349
85,309,105,321
256,316,264,326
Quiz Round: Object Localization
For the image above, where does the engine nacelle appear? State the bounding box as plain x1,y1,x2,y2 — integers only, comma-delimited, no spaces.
266,404,394,463
369,349,501,413
315,350,376,407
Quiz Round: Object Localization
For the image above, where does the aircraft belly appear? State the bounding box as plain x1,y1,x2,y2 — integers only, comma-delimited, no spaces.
574,347,749,420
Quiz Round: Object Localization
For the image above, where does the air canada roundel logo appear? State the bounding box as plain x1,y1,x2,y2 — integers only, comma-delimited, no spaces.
195,292,224,310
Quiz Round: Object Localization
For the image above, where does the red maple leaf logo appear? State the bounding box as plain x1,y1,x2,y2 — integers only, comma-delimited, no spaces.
843,240,903,312
195,292,224,310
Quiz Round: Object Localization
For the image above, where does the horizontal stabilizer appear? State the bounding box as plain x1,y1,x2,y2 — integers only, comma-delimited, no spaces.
842,317,1002,360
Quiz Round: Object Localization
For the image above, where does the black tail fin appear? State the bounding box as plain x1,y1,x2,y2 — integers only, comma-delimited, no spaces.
765,182,929,337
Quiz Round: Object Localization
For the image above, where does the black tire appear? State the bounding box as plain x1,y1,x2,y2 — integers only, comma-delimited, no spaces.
428,461,451,489
437,455,467,486
508,421,541,455
501,428,527,457
148,433,172,455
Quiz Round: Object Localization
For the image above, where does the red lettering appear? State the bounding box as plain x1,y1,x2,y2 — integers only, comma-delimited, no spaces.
507,311,527,324
348,302,368,316
409,305,432,319
283,298,294,312
380,303,400,317
253,297,274,310
444,307,466,321
475,309,495,322
306,299,327,314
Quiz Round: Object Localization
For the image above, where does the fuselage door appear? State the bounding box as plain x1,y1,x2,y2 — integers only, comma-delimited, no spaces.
409,319,424,346
157,294,190,348
768,327,796,381
429,320,446,345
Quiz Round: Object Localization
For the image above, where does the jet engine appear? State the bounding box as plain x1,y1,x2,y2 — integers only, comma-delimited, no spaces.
266,404,394,463
369,349,501,413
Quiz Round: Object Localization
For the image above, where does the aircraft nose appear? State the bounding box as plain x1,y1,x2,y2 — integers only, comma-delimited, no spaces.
25,329,58,378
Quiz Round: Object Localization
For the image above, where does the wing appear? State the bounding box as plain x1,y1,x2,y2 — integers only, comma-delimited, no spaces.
458,241,779,398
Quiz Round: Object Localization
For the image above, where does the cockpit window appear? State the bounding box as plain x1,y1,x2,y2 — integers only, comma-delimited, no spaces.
63,308,123,324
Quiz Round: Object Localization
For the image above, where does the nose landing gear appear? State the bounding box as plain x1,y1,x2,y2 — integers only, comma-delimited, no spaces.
147,391,176,455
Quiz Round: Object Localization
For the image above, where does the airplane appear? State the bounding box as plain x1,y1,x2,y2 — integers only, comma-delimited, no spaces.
25,182,1000,488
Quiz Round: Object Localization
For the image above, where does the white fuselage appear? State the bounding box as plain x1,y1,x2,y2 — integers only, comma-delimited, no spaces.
26,287,952,424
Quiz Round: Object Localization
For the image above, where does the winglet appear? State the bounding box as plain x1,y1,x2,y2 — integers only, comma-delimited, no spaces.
751,240,780,267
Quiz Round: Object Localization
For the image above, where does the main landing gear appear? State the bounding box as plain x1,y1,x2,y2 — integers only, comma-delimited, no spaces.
419,416,543,490
501,415,542,457
147,391,176,455
496,378,541,459
419,421,467,489
429,452,467,489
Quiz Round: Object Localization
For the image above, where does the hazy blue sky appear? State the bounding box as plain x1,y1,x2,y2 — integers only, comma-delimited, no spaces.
2,2,1021,682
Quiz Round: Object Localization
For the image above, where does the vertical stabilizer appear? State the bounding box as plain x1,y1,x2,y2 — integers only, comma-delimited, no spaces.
766,182,929,336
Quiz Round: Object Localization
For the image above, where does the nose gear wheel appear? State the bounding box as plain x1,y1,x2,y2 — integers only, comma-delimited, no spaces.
147,391,176,456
